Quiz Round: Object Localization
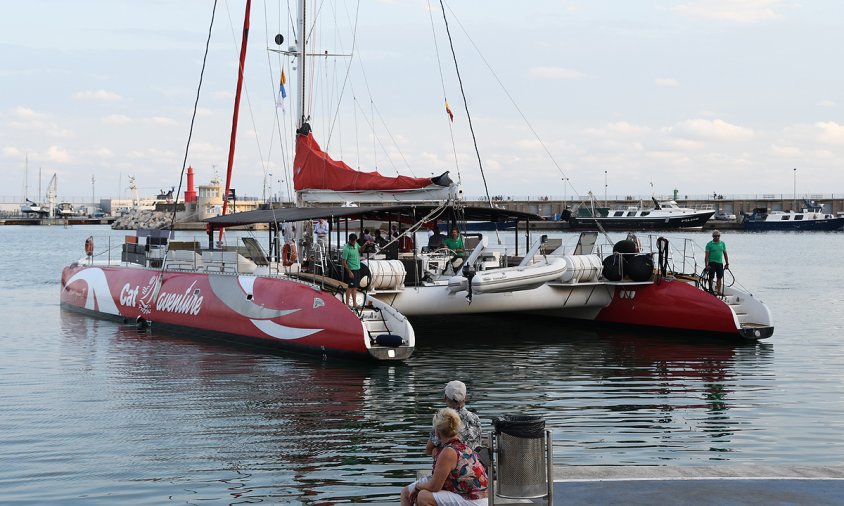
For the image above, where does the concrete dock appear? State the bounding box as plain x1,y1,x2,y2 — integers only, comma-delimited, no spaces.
495,466,844,505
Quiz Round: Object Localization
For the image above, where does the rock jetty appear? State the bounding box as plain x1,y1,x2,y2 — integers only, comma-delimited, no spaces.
111,210,171,230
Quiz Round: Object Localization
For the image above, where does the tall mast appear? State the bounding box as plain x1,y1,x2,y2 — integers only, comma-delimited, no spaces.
220,0,252,228
297,0,307,129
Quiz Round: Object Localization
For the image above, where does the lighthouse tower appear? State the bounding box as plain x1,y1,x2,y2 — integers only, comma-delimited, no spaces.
184,166,197,203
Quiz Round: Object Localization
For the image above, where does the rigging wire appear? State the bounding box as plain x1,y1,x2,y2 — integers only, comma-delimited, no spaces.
439,1,609,243
440,1,573,191
325,0,361,151
438,0,492,211
163,0,219,269
426,0,462,186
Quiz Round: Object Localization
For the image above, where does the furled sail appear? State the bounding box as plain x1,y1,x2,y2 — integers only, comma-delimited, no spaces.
293,123,452,192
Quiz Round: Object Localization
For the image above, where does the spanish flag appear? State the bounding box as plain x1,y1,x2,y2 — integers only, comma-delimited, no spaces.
445,100,454,122
276,69,287,110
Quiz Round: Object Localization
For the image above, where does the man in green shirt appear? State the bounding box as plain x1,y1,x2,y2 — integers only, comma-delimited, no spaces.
704,230,729,295
341,233,361,307
443,228,466,274
443,228,465,256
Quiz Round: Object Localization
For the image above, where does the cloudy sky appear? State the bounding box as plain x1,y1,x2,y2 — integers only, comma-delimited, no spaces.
2,0,843,203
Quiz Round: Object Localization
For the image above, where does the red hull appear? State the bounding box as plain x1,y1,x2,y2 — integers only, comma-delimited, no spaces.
596,279,742,335
60,265,372,357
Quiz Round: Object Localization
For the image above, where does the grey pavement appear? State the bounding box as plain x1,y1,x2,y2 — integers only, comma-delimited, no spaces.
492,466,844,505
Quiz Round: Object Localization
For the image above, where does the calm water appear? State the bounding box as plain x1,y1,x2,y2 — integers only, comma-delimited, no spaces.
2,225,844,504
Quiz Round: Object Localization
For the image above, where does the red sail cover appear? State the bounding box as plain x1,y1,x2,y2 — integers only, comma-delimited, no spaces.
294,131,438,191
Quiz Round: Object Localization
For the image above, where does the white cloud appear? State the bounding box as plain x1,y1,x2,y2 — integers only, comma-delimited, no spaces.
74,90,122,102
516,139,544,150
3,146,23,157
654,77,679,87
90,147,114,158
13,106,40,119
815,121,844,143
103,114,133,125
672,0,786,24
9,106,72,137
771,144,801,157
47,145,70,163
211,90,235,101
583,121,650,137
672,118,754,141
528,67,588,80
817,100,836,108
145,116,178,126
667,138,706,151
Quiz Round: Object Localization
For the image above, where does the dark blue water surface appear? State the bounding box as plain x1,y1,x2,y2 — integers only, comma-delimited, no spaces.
1,225,843,504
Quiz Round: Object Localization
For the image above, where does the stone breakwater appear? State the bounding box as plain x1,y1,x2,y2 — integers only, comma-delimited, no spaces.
111,210,171,230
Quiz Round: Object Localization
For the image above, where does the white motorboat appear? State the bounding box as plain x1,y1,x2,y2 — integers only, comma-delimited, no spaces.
742,200,844,231
567,197,715,230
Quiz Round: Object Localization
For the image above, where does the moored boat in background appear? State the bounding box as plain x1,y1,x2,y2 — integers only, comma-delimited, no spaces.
566,197,714,230
742,200,844,231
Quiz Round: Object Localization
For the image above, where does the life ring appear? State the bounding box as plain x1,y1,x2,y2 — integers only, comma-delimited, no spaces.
84,236,94,257
282,242,298,266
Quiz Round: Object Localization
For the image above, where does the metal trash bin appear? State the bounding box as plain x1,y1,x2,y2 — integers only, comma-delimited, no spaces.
492,415,551,500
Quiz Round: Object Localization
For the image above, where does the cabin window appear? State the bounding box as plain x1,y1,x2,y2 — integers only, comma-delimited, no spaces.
781,215,790,220
641,212,650,217
613,211,624,217
627,212,636,217
794,215,803,220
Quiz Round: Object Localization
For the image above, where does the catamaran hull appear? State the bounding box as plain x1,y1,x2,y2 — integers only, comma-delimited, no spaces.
376,276,772,339
539,278,774,340
60,264,414,360
373,282,614,316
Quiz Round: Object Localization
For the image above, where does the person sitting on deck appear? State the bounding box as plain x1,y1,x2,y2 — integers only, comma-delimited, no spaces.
398,228,414,253
401,407,489,506
373,229,388,249
427,227,445,250
426,380,482,457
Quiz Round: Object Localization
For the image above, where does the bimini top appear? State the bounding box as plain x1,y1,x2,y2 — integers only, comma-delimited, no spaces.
205,204,543,227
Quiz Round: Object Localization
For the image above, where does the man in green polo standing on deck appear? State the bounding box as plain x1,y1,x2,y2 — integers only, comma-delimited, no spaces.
341,233,361,308
704,230,729,295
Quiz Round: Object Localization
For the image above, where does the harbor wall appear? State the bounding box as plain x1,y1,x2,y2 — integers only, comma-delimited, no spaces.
469,196,844,221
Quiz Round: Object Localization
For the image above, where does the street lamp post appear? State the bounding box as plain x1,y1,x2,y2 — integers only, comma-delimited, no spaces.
604,170,608,206
793,168,797,211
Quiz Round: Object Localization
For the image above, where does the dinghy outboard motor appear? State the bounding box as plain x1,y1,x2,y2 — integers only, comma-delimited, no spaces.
462,264,476,303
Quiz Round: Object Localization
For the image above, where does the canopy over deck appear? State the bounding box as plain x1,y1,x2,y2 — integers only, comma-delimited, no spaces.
205,205,543,227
